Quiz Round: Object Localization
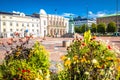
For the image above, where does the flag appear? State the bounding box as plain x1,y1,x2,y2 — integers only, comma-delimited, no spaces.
55,9,57,11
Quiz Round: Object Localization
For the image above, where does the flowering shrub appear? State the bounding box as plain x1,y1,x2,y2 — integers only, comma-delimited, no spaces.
57,30,120,80
0,37,50,80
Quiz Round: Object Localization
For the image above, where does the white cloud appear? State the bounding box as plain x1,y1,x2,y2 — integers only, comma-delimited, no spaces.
88,11,93,15
61,13,76,17
88,11,106,18
12,11,20,14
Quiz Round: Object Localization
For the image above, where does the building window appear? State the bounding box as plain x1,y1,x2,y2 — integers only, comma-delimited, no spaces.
44,20,46,25
37,24,38,27
22,23,24,27
3,29,6,32
32,24,34,27
37,29,39,32
10,29,13,32
32,29,34,32
3,16,5,18
16,23,18,26
20,29,22,31
27,23,29,27
16,29,19,31
10,22,12,26
10,17,12,19
3,22,6,26
65,23,67,26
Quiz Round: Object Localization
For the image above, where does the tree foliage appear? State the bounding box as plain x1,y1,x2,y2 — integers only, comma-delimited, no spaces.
97,23,106,34
74,26,80,33
107,22,117,33
91,23,97,33
80,24,89,33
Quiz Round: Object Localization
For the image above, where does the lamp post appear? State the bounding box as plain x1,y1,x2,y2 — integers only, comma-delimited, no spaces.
55,9,57,37
116,0,118,31
85,5,88,32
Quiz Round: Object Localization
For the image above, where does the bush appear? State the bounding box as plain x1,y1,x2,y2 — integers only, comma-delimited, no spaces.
57,30,120,80
0,37,50,80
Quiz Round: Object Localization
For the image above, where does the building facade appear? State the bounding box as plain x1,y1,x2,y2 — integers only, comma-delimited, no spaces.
74,17,96,27
0,9,69,38
97,14,120,32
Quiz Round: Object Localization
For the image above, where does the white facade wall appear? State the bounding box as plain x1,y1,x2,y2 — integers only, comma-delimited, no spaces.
0,14,40,37
74,20,96,27
64,18,69,33
39,14,48,37
0,9,69,38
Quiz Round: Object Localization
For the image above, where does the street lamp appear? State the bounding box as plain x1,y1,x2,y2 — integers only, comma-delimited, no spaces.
116,0,118,36
55,9,57,37
116,0,118,30
85,5,88,32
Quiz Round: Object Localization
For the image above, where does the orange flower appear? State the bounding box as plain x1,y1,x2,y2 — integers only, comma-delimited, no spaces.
93,36,96,39
117,66,120,71
73,55,79,61
82,43,86,46
81,56,87,62
97,65,102,69
116,58,120,62
61,55,67,61
106,57,113,61
107,45,112,50
64,59,71,67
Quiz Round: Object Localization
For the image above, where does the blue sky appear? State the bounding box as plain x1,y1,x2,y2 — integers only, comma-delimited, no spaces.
0,0,119,18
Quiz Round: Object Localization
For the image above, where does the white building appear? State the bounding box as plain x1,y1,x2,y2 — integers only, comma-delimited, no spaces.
0,9,69,38
74,18,96,27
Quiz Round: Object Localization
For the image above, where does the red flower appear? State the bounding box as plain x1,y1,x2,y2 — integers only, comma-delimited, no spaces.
107,45,112,50
18,68,21,71
15,32,19,36
25,36,30,39
93,36,96,39
22,69,30,73
101,65,104,69
82,43,86,46
22,70,27,73
26,70,30,73
79,38,82,40
7,41,12,45
19,39,23,42
9,38,13,42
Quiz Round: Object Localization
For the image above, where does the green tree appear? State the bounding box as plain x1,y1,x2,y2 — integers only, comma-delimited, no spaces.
107,22,117,33
97,23,106,34
80,24,89,33
91,23,97,33
74,26,80,33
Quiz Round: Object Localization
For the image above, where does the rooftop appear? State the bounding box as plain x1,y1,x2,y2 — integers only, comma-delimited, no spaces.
98,13,120,18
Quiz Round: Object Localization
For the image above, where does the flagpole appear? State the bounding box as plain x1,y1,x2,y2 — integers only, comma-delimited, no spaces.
116,0,118,32
55,9,57,37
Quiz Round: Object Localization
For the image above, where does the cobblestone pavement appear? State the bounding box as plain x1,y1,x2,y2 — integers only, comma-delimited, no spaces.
0,37,120,71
